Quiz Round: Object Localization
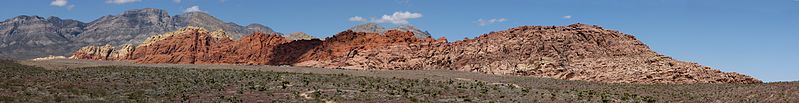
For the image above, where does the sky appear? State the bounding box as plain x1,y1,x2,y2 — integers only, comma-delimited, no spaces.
1,0,797,82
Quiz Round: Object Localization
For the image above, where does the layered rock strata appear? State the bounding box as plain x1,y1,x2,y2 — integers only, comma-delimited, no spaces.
71,24,761,84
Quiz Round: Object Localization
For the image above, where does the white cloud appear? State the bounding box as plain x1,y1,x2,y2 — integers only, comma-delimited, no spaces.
349,11,423,24
374,11,422,24
50,0,68,7
184,6,206,13
106,0,141,4
562,15,573,19
349,16,368,22
51,0,74,10
476,18,508,26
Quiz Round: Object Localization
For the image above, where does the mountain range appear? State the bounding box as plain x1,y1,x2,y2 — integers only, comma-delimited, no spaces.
0,8,276,59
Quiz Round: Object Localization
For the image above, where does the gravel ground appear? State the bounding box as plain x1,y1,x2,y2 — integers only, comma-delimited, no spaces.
11,59,799,102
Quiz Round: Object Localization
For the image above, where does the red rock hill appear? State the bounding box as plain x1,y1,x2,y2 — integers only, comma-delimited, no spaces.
71,25,761,84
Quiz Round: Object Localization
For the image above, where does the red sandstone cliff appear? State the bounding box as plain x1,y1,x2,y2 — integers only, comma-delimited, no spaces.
70,25,762,84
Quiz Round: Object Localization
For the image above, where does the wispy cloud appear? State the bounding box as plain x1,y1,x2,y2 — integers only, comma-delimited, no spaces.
184,5,206,13
50,0,68,7
349,16,368,22
173,0,181,3
50,0,75,10
106,0,141,4
476,18,508,26
375,11,422,24
562,15,573,19
349,11,423,24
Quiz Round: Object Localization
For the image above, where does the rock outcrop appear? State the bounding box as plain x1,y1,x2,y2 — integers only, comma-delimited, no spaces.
70,44,135,60
110,26,290,65
71,24,761,84
130,27,235,64
299,24,761,84
30,55,67,61
436,24,759,84
294,30,446,69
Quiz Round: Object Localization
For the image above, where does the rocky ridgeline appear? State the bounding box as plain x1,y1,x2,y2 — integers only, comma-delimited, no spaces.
0,8,275,59
286,32,317,40
71,24,761,84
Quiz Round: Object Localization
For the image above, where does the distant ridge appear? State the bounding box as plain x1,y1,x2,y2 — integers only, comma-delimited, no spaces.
348,23,432,38
0,8,275,59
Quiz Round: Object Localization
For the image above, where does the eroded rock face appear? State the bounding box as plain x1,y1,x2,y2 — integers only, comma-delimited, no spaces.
436,24,760,84
213,32,292,65
70,44,134,60
294,30,447,69
70,24,762,84
131,27,234,64
296,24,759,84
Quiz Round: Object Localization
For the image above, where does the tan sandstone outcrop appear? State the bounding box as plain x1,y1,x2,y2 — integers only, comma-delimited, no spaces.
70,44,135,60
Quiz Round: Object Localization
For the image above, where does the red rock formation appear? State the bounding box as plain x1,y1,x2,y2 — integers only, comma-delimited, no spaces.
130,27,308,65
294,30,448,69
132,27,234,64
215,32,292,65
70,24,762,84
295,24,760,84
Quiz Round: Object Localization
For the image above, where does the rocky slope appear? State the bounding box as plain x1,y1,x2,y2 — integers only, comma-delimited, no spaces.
131,27,236,64
0,8,275,59
294,30,446,69
70,24,761,84
437,24,759,84
0,16,86,59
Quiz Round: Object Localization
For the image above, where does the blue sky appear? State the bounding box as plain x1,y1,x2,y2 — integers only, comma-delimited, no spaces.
1,0,797,82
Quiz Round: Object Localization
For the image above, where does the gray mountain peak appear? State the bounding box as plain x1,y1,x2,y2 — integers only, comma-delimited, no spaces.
285,32,317,40
0,8,276,59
